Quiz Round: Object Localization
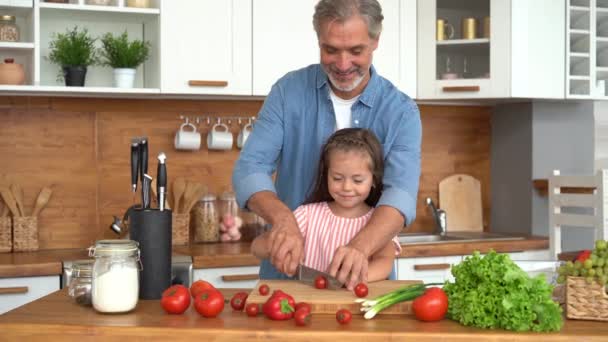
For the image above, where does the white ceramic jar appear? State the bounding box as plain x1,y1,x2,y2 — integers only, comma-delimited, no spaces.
89,240,140,313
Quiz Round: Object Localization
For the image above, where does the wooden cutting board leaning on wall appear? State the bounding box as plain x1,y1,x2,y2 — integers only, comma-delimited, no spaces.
247,280,422,315
438,174,483,232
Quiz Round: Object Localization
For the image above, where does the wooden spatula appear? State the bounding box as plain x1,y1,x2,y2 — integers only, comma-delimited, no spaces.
173,177,186,213
183,183,208,214
0,186,20,217
9,183,25,216
32,187,53,217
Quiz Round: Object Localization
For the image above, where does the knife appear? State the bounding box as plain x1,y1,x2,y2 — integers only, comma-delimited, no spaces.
130,138,140,193
157,152,167,211
296,264,343,290
142,173,152,209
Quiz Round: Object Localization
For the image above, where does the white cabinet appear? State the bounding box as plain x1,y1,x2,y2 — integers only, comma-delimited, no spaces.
252,0,416,97
193,266,260,289
396,255,462,284
161,0,251,95
0,276,59,314
417,0,565,99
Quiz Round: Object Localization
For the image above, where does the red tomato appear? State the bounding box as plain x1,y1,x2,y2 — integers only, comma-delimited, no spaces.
230,292,249,311
194,289,225,318
259,284,270,295
160,284,191,314
245,303,260,317
295,302,312,314
314,275,327,289
190,280,216,298
412,287,448,322
336,309,352,324
294,308,311,326
354,283,368,298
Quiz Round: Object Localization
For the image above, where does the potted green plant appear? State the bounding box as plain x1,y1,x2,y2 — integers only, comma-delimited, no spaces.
100,31,150,88
48,26,98,87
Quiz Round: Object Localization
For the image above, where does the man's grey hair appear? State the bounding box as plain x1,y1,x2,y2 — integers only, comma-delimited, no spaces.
313,0,384,40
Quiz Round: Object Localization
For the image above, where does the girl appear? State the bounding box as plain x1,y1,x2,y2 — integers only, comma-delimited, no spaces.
251,128,401,282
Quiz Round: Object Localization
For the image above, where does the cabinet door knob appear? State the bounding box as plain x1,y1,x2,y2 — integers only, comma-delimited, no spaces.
221,274,259,282
413,263,451,271
188,80,229,87
0,286,28,295
442,86,480,92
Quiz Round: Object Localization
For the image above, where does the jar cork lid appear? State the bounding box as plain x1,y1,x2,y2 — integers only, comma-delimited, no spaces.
199,193,217,202
220,191,236,201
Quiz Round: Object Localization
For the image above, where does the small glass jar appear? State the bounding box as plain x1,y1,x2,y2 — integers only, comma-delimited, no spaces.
194,193,219,243
67,259,93,306
0,15,19,42
89,240,140,313
219,191,242,242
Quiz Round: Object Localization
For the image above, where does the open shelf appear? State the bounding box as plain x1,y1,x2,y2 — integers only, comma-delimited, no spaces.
39,2,159,15
436,38,490,46
0,84,160,94
0,42,34,49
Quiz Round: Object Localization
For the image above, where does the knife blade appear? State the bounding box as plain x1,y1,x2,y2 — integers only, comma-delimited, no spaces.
296,264,343,290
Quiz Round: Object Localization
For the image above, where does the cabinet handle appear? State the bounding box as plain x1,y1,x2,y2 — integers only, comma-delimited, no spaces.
188,80,229,87
414,263,451,271
221,274,259,282
442,86,480,92
0,286,28,295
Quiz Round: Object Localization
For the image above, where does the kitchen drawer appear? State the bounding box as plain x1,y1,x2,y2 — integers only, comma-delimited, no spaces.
193,266,260,289
0,275,59,314
397,256,462,284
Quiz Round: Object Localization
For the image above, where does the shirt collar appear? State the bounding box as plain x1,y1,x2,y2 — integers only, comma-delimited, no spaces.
316,64,379,108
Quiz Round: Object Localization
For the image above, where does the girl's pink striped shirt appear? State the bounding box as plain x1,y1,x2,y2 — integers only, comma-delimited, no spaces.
294,201,402,273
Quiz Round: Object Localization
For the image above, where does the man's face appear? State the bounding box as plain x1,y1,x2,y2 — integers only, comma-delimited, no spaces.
318,15,378,99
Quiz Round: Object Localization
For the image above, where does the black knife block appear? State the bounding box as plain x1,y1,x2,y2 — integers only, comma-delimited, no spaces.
129,208,172,299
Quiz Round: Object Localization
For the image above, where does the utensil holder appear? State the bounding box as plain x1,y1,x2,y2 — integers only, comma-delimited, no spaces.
566,276,608,321
172,213,190,246
13,216,38,252
0,217,11,253
129,208,172,299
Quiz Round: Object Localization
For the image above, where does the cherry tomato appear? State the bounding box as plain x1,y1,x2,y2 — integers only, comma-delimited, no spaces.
245,303,260,317
412,287,448,322
295,302,312,314
160,284,191,314
354,283,368,298
314,275,327,289
294,308,311,326
230,291,249,311
259,284,270,295
336,309,352,324
190,279,216,298
194,289,225,318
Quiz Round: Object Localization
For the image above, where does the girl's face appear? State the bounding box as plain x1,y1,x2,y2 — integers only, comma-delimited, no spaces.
327,149,374,210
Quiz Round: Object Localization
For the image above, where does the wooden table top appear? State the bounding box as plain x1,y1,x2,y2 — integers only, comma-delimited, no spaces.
0,237,549,278
0,288,605,342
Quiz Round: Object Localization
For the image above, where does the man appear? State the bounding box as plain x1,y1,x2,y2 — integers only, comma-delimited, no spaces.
232,0,421,290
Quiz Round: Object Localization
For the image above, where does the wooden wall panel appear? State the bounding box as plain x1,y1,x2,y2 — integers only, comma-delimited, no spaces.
0,97,491,249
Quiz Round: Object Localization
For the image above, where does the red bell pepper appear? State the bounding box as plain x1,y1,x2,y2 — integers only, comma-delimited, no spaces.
263,290,295,320
575,250,592,262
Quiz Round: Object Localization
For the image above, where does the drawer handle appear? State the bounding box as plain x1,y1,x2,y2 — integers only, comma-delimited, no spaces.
0,286,28,295
221,274,259,282
414,263,451,271
188,80,229,87
442,86,480,92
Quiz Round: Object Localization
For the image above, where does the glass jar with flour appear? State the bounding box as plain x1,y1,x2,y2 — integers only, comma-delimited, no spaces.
89,240,140,313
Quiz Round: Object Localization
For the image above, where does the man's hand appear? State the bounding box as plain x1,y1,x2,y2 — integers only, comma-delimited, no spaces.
327,244,369,290
267,214,304,276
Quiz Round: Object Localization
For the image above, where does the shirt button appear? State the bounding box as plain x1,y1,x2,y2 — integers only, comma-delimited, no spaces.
354,120,359,125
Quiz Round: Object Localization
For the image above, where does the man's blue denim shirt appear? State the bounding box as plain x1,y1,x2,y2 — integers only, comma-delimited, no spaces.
233,64,421,226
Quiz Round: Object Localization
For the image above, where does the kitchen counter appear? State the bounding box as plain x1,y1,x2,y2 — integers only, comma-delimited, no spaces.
0,288,605,341
0,237,549,278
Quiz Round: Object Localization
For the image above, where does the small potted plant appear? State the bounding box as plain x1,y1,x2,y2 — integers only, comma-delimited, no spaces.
100,31,150,88
48,26,98,87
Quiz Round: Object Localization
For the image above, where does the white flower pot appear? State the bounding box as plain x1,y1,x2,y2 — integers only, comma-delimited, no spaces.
113,68,136,88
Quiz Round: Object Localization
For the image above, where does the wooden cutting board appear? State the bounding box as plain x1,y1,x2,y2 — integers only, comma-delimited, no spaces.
438,174,483,232
247,280,421,315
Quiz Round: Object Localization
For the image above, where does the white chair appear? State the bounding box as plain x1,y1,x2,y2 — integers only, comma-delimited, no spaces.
548,169,608,259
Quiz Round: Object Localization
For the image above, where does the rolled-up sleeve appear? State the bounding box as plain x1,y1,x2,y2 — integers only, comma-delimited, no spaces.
232,83,285,209
377,100,421,226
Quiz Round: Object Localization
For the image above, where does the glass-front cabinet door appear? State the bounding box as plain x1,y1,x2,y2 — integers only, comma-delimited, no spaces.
418,0,510,99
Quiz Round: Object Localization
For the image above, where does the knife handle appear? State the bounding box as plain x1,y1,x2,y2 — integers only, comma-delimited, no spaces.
140,138,148,182
157,153,167,211
130,142,139,192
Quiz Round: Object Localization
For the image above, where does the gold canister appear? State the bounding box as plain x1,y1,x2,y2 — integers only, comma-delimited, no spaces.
436,19,454,41
462,17,477,40
482,16,491,38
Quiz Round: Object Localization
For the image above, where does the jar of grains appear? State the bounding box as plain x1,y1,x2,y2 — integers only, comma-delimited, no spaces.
0,16,19,42
89,240,140,313
194,193,220,243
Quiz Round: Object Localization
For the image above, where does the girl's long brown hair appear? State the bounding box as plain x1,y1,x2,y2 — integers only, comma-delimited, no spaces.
305,128,384,207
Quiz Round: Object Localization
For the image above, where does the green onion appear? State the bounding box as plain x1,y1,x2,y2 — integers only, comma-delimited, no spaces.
357,282,442,319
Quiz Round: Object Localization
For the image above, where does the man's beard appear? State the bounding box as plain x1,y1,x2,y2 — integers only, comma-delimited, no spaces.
323,65,366,92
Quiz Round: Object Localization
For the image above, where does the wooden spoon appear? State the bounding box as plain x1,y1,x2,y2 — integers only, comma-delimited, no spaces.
9,183,25,216
0,201,7,217
0,186,20,217
184,183,208,214
172,177,186,213
32,187,53,217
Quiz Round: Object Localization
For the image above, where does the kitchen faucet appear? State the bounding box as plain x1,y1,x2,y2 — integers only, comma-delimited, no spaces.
426,197,447,236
